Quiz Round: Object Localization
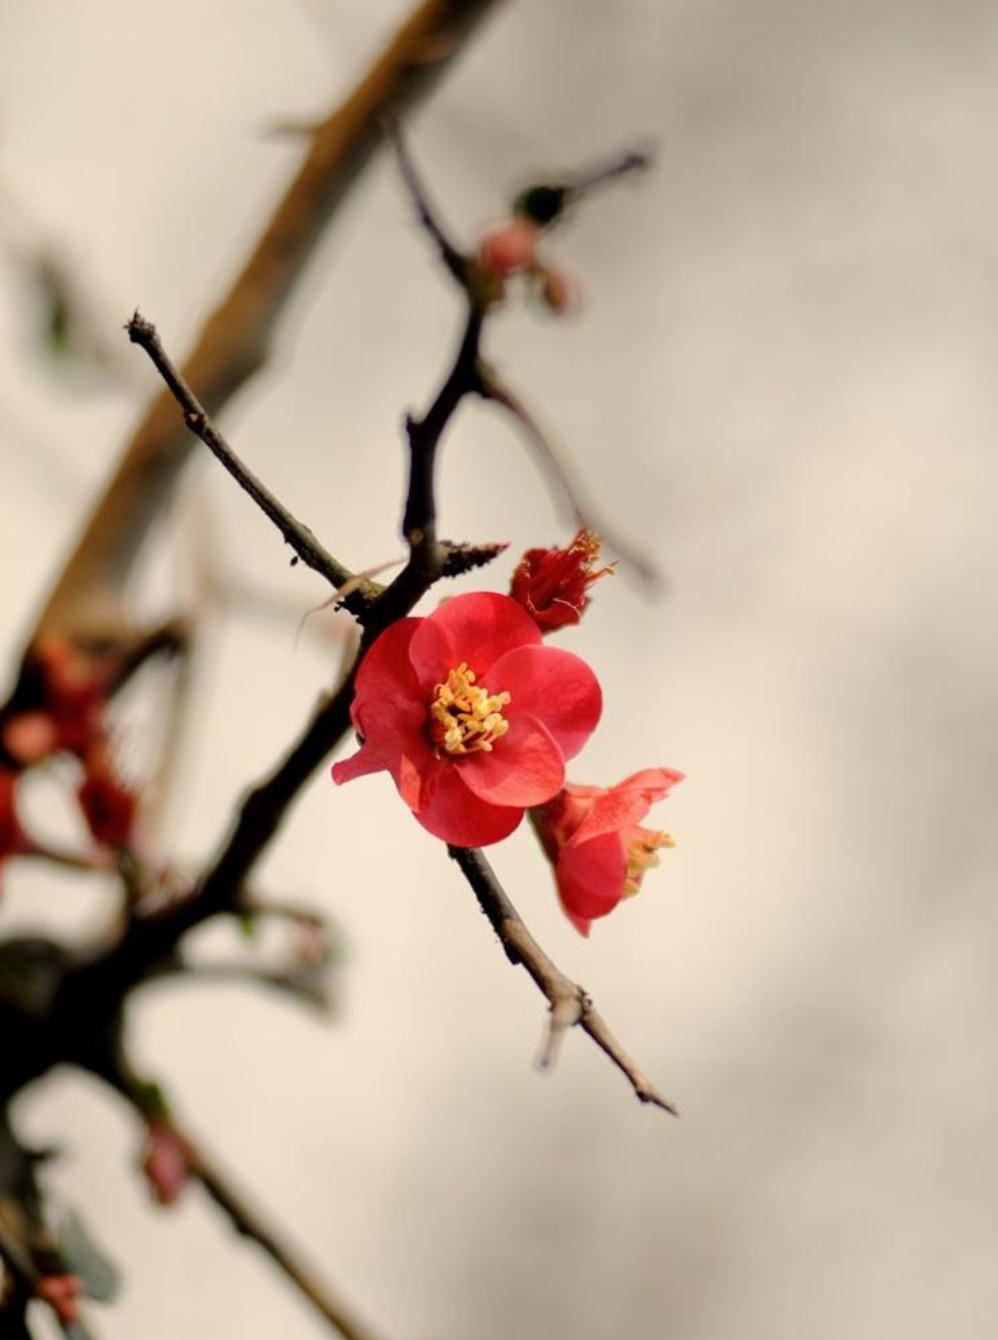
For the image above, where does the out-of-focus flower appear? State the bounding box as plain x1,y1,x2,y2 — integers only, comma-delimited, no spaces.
35,1274,84,1323
0,767,31,882
474,200,577,315
332,592,602,847
24,638,111,760
77,744,137,850
477,215,541,277
533,768,683,936
141,1122,191,1207
510,527,613,632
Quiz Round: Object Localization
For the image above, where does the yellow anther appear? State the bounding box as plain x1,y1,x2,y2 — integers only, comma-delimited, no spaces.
430,662,511,756
622,830,675,898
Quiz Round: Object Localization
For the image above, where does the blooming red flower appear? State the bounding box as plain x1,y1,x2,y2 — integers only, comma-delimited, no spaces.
533,768,683,936
332,592,602,847
510,527,614,632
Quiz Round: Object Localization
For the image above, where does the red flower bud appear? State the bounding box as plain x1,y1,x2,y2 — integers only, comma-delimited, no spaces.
509,527,613,631
142,1122,191,1206
477,216,541,277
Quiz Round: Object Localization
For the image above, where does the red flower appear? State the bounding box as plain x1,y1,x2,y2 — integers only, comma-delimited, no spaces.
533,768,683,936
510,527,613,632
332,592,602,847
0,768,30,881
77,746,137,849
142,1122,191,1206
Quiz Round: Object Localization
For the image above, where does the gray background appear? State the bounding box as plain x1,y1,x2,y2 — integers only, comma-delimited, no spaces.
2,1,996,1337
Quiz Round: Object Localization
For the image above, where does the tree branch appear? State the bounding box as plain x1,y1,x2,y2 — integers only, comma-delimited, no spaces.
449,846,678,1114
109,1076,387,1340
125,313,371,611
33,0,502,650
477,363,662,587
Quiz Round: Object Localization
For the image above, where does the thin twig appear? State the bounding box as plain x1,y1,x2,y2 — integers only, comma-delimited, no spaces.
449,846,678,1113
187,1142,383,1340
566,148,653,203
477,364,662,587
125,313,369,608
149,959,332,1011
35,0,502,649
110,1075,387,1340
387,127,466,283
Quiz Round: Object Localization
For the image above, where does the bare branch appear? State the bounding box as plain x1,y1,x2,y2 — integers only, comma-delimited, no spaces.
125,313,371,611
477,363,663,587
388,126,467,283
449,846,678,1114
108,1074,388,1340
34,0,502,649
566,148,653,204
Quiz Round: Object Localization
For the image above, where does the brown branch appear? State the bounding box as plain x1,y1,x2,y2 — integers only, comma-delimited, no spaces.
125,313,371,611
186,1140,384,1340
34,0,502,650
108,1076,387,1340
449,846,678,1114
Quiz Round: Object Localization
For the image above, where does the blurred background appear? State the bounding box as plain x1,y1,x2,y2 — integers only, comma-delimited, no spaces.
2,0,997,1336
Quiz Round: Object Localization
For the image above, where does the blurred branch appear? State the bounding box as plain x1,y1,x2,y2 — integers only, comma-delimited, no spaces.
477,364,662,587
388,126,466,282
0,1120,97,1340
449,846,678,1113
110,1076,386,1340
33,0,502,651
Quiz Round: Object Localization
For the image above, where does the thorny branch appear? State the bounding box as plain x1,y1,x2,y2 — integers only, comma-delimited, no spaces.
392,132,662,587
450,847,678,1113
2,30,675,1336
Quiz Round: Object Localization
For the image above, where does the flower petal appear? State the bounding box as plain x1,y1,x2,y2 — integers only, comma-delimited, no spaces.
408,592,541,693
555,832,627,936
569,768,684,847
350,617,424,737
487,644,601,760
458,712,565,807
413,766,524,847
332,731,434,812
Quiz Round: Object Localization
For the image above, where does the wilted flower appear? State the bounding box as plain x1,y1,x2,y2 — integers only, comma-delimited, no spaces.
510,527,613,631
333,592,602,847
533,768,683,936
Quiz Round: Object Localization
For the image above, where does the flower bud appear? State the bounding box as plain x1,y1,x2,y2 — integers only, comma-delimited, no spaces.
510,527,613,631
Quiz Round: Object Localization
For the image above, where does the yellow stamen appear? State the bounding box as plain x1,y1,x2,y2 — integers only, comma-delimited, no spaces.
430,662,511,756
622,830,675,898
